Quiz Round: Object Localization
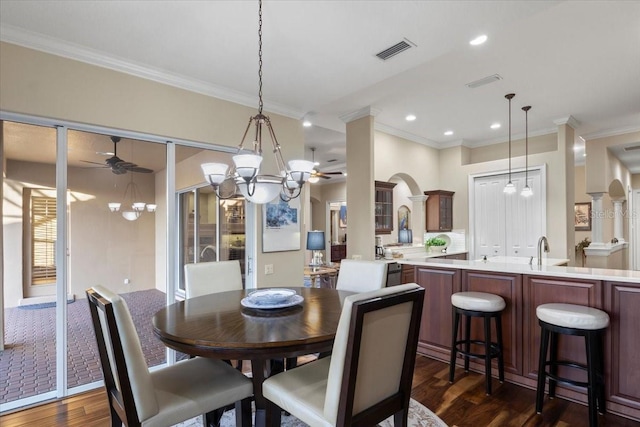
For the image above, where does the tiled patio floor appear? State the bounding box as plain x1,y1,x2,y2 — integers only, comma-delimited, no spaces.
1,289,170,406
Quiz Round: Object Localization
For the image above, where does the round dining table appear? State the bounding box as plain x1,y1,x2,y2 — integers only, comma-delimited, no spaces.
152,287,353,427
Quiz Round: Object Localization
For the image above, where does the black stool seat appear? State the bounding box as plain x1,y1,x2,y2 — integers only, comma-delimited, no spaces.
449,291,506,395
535,303,610,427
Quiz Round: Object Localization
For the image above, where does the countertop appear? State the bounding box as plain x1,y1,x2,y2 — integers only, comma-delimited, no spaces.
397,257,640,284
376,249,468,263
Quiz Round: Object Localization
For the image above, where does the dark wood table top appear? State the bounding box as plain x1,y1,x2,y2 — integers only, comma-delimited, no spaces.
152,287,353,359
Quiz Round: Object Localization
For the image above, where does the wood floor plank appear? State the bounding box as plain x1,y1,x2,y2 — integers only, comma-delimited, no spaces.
1,356,638,427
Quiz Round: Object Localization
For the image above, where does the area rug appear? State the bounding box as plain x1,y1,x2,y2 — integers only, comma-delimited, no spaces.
174,398,448,427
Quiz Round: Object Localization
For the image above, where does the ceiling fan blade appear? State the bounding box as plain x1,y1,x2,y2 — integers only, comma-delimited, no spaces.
319,175,331,179
127,166,153,173
80,160,109,167
111,167,128,175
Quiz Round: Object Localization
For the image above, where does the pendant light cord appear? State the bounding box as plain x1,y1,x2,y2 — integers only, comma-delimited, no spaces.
505,93,515,182
257,0,263,115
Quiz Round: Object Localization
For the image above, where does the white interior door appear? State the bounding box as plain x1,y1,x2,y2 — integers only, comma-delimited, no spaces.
505,170,543,257
474,175,506,258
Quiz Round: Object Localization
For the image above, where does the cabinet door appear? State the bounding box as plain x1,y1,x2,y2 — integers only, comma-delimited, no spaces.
375,181,396,234
604,281,640,413
463,271,522,375
439,195,453,231
522,275,601,383
415,266,461,361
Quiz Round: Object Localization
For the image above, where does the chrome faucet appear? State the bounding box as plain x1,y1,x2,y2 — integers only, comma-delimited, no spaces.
537,236,549,266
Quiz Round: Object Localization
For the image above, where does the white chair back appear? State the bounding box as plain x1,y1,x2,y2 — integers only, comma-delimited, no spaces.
336,259,387,293
87,285,159,423
184,260,243,299
323,283,423,424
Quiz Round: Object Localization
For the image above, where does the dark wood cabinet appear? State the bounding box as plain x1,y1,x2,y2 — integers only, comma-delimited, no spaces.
375,181,396,234
424,190,454,232
401,264,415,284
330,244,346,262
444,252,467,260
414,266,461,360
462,270,522,375
604,281,640,416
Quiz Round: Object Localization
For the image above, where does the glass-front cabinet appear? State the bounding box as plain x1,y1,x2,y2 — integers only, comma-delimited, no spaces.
374,180,396,234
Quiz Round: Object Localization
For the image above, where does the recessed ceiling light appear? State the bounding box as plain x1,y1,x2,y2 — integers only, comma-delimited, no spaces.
470,35,488,46
490,123,501,129
444,130,454,136
405,114,417,122
302,120,312,127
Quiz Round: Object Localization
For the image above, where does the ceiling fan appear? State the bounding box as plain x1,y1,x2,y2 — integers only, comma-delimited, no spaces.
309,147,343,180
81,136,153,175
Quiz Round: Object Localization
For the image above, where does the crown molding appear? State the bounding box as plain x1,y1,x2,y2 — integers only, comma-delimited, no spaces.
580,124,640,141
553,115,580,129
374,123,440,149
469,127,557,148
0,25,304,120
339,107,381,123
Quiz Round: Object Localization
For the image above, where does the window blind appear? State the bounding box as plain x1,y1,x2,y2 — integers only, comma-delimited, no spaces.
31,196,57,284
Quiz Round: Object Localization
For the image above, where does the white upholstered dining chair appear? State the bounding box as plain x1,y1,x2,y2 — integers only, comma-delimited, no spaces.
335,259,388,293
86,286,253,427
184,260,243,299
262,283,425,427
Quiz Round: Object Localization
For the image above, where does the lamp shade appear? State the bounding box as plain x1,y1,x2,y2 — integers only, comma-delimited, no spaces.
398,229,413,244
306,230,325,250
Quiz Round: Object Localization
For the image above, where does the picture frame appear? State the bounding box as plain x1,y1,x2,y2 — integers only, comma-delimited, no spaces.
398,205,410,231
262,197,301,252
339,205,347,228
574,202,592,231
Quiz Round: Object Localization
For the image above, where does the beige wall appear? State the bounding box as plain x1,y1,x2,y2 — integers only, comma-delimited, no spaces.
1,42,307,290
585,130,640,194
633,174,640,188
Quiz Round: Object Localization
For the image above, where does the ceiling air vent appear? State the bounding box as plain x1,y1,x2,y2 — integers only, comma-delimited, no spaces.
465,74,503,89
623,145,640,152
375,38,416,61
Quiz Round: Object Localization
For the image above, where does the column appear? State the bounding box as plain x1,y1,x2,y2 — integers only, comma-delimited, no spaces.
589,192,605,247
408,194,428,244
612,198,625,243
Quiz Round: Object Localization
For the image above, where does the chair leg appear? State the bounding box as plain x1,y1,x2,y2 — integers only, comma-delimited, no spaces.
393,408,409,427
595,331,606,415
484,314,492,395
449,309,460,383
495,314,505,383
549,331,559,398
235,397,252,427
536,325,550,413
464,314,472,372
586,332,599,427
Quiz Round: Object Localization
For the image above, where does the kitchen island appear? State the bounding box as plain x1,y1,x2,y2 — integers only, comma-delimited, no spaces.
398,257,640,421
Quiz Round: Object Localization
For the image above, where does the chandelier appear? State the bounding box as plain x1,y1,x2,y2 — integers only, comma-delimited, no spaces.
201,0,314,204
108,176,156,221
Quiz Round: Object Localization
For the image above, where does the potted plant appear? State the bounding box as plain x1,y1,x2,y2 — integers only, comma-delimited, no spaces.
575,237,590,267
426,237,448,253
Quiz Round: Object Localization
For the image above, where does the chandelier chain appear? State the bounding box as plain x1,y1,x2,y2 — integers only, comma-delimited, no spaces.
258,0,263,114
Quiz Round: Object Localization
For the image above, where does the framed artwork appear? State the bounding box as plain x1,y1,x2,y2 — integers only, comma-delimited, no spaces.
398,205,410,231
262,197,301,252
339,205,347,228
574,202,592,231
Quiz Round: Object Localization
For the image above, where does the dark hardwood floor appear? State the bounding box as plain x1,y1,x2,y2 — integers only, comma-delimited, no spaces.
1,355,636,426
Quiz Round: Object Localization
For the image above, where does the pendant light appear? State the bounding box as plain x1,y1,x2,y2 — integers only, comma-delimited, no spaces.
503,93,516,194
201,0,314,204
521,105,533,197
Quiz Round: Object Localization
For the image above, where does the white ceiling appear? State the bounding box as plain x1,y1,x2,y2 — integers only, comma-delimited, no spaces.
1,1,640,174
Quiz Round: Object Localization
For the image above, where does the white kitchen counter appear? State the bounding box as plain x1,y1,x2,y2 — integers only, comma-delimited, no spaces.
397,257,640,284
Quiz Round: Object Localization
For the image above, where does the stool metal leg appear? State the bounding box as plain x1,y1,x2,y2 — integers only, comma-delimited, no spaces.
586,331,598,427
595,331,606,415
449,309,460,383
464,314,471,372
484,314,492,395
536,325,550,413
548,331,559,398
495,314,505,383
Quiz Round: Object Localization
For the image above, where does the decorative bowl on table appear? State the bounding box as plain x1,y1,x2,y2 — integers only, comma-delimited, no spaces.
241,288,303,309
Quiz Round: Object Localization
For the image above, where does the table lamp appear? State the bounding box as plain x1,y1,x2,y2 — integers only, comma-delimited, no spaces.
307,230,326,267
398,229,413,244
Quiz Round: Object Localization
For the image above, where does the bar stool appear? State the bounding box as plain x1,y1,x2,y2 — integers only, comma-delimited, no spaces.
449,291,506,395
535,303,610,427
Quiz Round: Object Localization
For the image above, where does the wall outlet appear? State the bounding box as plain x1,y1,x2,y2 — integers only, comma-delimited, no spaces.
124,278,130,285
264,264,274,275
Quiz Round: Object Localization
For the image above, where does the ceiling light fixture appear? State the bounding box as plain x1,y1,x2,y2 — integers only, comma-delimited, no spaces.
405,114,417,121
470,34,488,46
521,105,533,197
491,123,501,129
201,0,314,204
444,130,454,136
302,120,312,127
503,93,516,194
108,174,156,221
